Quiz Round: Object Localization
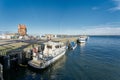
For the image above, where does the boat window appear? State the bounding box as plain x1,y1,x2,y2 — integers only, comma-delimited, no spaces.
55,45,59,48
41,44,45,51
47,45,52,49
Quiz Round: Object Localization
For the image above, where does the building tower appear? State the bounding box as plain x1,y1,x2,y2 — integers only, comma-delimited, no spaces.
18,24,27,36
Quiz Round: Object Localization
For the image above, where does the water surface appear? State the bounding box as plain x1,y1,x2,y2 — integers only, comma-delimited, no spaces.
4,36,120,80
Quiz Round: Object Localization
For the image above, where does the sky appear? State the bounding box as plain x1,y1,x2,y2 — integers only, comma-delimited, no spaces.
0,0,120,35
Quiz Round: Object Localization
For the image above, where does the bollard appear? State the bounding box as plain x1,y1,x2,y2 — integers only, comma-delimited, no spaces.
3,55,10,71
18,52,22,65
0,63,3,80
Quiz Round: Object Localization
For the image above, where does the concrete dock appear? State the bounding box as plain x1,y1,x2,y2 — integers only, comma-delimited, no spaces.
0,37,78,56
52,37,78,43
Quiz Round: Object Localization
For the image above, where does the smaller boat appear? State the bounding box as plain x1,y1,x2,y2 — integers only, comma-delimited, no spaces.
68,41,77,50
77,36,88,43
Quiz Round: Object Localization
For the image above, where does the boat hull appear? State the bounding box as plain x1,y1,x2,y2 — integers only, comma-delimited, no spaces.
68,42,77,50
79,41,86,43
77,38,86,43
28,50,66,69
72,44,77,50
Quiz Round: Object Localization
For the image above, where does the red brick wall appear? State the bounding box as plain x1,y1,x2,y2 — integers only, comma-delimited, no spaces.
18,24,27,36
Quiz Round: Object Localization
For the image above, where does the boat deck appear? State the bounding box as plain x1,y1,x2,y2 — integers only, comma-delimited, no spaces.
30,60,43,67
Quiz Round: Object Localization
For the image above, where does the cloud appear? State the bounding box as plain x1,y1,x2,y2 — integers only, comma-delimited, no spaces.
83,27,120,35
92,7,99,10
109,0,120,11
64,27,120,35
62,22,120,35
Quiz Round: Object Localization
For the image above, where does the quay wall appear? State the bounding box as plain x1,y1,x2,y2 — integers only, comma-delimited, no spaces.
0,37,78,70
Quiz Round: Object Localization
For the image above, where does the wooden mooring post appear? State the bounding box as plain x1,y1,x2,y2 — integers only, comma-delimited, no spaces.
0,63,3,80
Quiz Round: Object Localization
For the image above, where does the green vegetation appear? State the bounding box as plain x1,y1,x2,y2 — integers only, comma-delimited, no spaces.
0,42,28,56
0,37,78,56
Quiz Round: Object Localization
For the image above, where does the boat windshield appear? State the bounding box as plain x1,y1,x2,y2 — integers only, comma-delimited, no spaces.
70,42,75,47
47,45,52,49
55,45,59,48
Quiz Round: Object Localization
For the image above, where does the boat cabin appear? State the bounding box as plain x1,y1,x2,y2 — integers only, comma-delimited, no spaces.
43,41,64,57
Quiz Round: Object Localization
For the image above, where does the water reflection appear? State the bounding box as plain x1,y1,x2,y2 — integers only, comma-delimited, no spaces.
29,55,67,80
79,43,86,55
48,55,66,79
51,55,66,70
79,43,86,47
3,55,67,80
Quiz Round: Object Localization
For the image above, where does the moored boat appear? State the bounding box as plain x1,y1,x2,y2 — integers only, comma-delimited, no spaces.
68,41,77,50
28,41,66,69
77,36,88,43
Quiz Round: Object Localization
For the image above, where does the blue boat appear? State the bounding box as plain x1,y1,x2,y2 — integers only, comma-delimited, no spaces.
68,41,77,50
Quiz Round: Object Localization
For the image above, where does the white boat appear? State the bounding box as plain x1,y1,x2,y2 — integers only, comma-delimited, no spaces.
28,41,66,69
77,36,88,43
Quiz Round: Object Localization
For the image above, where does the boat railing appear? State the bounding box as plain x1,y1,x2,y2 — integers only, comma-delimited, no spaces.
38,45,65,61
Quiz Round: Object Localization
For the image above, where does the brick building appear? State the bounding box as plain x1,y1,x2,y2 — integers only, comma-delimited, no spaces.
18,24,27,36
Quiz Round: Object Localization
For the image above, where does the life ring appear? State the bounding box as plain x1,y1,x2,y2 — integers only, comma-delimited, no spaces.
33,48,38,57
33,48,37,53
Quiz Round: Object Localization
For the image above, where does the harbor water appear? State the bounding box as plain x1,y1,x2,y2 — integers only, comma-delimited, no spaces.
4,36,120,80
